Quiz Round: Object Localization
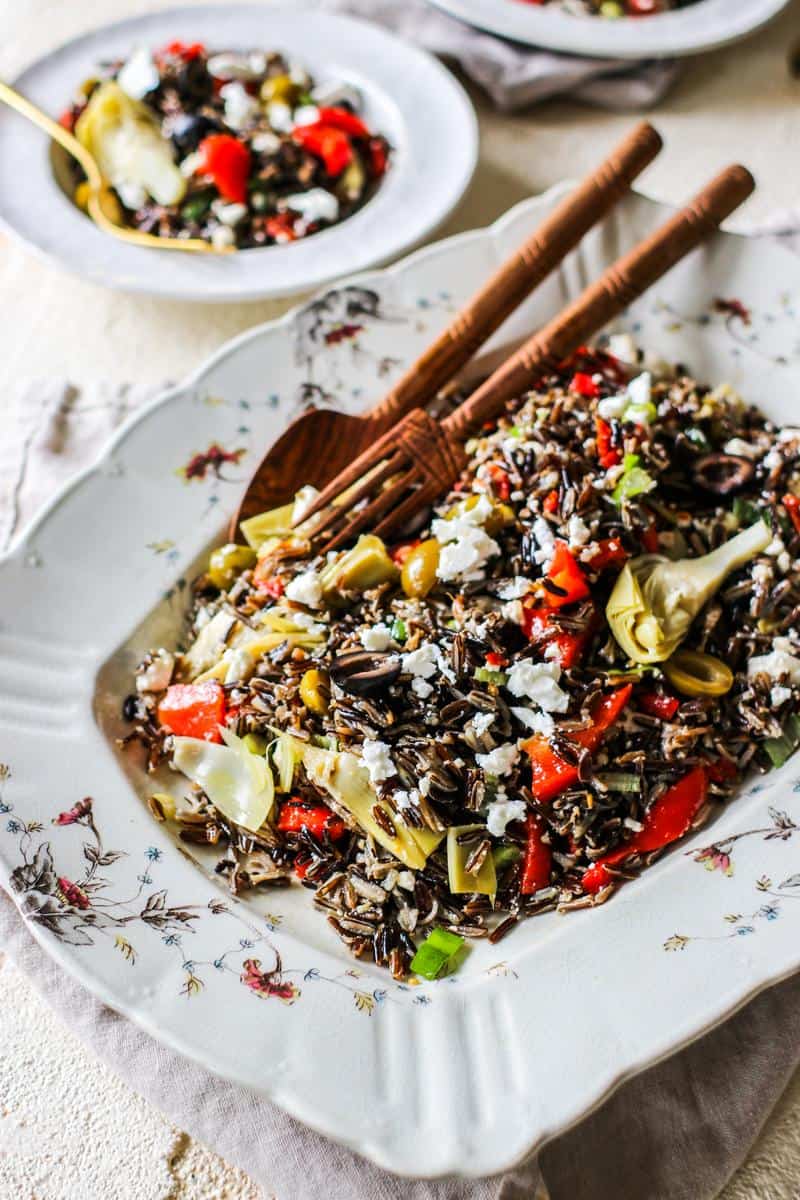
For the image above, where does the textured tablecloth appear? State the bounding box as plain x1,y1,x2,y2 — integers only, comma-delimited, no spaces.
2,0,800,1196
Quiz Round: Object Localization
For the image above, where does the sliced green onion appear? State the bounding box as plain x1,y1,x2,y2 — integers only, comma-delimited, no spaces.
597,771,641,793
732,496,764,528
474,666,508,686
492,844,521,872
391,617,407,643
410,928,465,980
612,454,656,506
764,714,800,769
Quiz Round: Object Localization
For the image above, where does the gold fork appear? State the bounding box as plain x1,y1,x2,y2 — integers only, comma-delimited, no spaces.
300,164,755,552
0,79,232,254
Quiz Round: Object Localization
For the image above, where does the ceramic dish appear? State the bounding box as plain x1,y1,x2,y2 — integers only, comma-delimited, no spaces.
427,0,791,59
0,3,477,302
2,189,800,1179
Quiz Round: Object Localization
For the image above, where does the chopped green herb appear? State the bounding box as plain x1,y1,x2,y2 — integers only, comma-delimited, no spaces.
391,617,407,643
732,496,764,528
410,928,465,980
597,771,641,793
612,454,656,506
474,666,508,686
492,844,522,872
764,714,800,769
179,191,213,222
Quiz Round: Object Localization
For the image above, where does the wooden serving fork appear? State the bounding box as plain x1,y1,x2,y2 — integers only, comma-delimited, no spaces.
230,122,662,534
301,164,755,551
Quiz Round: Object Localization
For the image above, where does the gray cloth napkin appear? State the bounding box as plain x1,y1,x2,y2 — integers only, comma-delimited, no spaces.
2,217,800,1198
323,0,680,111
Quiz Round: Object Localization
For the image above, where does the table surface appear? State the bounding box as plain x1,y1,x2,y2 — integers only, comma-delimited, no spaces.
1,0,800,1195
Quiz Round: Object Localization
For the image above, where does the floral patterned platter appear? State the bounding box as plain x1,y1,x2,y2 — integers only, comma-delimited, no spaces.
1,189,800,1179
428,0,791,60
0,4,477,301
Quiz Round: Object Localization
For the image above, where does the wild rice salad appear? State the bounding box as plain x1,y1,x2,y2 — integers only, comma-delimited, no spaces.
60,42,390,249
519,0,693,16
124,338,800,980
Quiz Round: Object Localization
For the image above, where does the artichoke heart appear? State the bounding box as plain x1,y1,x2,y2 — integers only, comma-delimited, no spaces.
607,519,771,664
75,81,186,207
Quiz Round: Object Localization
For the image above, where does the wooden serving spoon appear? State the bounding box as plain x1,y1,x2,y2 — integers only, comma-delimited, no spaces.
0,79,232,254
229,121,663,536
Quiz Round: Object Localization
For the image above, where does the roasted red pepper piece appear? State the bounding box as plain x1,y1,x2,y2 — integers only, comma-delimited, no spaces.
641,522,660,553
520,812,552,894
160,40,206,60
485,651,508,668
488,464,511,501
783,493,800,535
545,542,591,608
570,372,600,399
253,560,285,596
543,489,560,514
158,681,226,743
277,801,346,840
707,756,738,784
638,690,680,720
292,123,352,176
198,134,251,203
595,416,621,470
523,685,633,803
265,212,297,242
369,137,388,177
582,766,708,893
584,537,628,572
316,106,370,138
522,605,593,669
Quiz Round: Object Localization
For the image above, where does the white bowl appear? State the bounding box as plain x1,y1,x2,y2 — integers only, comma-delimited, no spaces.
427,0,791,60
0,3,478,301
1,188,800,1178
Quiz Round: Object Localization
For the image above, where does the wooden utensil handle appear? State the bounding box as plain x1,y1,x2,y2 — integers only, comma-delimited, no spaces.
445,164,755,441
369,122,662,425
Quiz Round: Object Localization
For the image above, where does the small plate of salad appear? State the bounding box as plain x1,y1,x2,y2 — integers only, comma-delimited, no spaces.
427,0,790,60
0,4,477,301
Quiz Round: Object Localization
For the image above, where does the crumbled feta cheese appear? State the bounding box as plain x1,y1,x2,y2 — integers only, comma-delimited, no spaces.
282,187,339,226
136,648,174,693
752,561,773,587
207,51,266,80
180,151,203,177
222,647,255,684
436,527,501,582
607,333,638,365
311,79,362,110
267,100,293,132
510,706,555,736
393,789,416,811
220,81,259,130
402,644,438,678
287,611,326,637
763,449,784,471
211,199,248,226
360,623,394,652
418,773,433,797
749,638,800,684
531,517,556,569
211,225,235,250
724,438,762,459
476,742,520,777
285,570,323,609
626,371,652,411
485,799,527,837
396,870,415,891
501,600,524,626
597,392,628,421
498,576,533,600
771,684,793,707
411,677,434,699
466,711,495,738
115,180,147,211
765,536,791,573
251,130,282,155
117,46,159,99
567,513,591,550
778,428,800,444
361,739,395,786
505,660,569,713
292,104,321,127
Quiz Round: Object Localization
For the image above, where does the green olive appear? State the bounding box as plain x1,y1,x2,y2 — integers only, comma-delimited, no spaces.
260,74,300,106
207,543,257,590
663,648,733,697
401,538,440,598
299,668,330,715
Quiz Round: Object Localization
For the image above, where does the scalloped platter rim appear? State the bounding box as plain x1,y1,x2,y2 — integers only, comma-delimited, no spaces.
1,188,800,1178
